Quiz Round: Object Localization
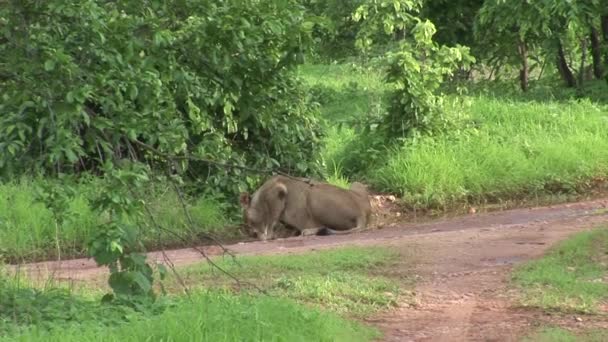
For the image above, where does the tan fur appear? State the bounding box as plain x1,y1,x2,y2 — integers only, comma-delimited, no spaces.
239,176,372,241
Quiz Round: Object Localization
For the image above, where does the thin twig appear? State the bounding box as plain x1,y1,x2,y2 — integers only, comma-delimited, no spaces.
126,186,193,300
125,140,266,294
166,170,266,293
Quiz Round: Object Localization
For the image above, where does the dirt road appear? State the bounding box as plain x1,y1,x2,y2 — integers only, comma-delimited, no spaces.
12,197,608,341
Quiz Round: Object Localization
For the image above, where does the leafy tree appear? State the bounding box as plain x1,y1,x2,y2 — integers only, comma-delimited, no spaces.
475,0,608,91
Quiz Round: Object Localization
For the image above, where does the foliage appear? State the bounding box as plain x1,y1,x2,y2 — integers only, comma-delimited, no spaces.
420,0,484,48
523,326,608,342
0,0,324,194
0,272,143,334
512,228,608,313
0,177,227,263
352,0,474,138
298,0,367,60
475,0,608,90
0,0,330,306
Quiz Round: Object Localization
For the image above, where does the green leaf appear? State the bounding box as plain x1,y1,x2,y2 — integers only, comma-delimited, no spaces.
44,60,56,71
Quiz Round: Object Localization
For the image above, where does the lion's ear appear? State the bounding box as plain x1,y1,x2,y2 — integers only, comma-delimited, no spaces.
277,183,287,200
239,192,250,208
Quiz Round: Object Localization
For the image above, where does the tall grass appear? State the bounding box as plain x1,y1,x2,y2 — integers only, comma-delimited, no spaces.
371,97,608,208
303,63,608,209
0,178,229,262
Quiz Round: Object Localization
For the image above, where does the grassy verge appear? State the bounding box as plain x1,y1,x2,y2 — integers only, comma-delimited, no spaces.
0,178,231,263
511,228,608,313
0,277,378,342
302,63,608,211
1,246,401,341
522,327,608,342
372,97,608,209
167,246,406,317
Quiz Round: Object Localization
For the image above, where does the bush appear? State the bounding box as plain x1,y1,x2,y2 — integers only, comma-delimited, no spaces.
0,0,324,196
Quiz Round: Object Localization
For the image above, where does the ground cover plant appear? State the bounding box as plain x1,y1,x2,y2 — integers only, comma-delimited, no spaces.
511,228,608,313
0,246,400,341
167,246,405,317
304,63,608,211
0,278,379,342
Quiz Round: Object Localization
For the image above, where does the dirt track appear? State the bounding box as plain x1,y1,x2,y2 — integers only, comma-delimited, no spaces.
12,197,608,341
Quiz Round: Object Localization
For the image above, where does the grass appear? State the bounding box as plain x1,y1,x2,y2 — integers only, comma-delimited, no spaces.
301,63,608,211
0,276,379,342
372,97,608,209
0,178,230,263
522,327,608,342
511,228,608,313
1,247,397,341
169,246,405,317
297,63,388,122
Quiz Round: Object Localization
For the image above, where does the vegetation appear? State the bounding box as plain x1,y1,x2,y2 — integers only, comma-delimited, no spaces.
309,64,608,209
512,228,608,313
0,283,379,342
2,246,399,340
2,0,608,339
522,327,608,342
172,246,404,317
0,178,228,263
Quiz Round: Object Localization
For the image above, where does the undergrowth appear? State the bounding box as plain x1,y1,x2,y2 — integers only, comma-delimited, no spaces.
511,228,608,313
0,178,229,263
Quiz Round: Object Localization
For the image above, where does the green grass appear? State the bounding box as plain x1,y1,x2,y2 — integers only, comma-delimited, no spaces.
0,178,230,262
511,228,608,313
1,248,391,341
0,271,379,342
172,246,405,317
522,327,608,342
371,97,608,208
301,63,608,210
297,63,389,122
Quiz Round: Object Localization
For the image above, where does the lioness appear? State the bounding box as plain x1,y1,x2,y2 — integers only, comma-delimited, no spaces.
239,175,372,241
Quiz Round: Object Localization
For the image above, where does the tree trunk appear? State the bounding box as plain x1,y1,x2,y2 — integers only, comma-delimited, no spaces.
590,27,603,79
578,38,588,89
518,40,529,92
602,15,608,39
556,40,576,87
